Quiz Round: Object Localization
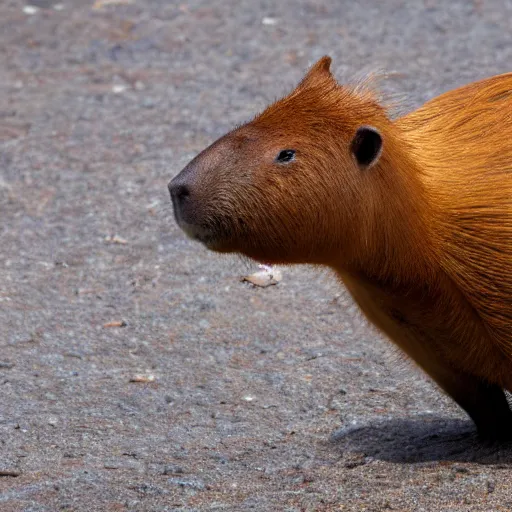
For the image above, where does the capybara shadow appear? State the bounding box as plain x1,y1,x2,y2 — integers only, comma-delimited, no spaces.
330,416,512,464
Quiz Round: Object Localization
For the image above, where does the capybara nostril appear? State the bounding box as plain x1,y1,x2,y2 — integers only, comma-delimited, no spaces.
169,181,190,208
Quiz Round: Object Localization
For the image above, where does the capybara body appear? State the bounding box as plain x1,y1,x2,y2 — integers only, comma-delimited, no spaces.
170,57,512,440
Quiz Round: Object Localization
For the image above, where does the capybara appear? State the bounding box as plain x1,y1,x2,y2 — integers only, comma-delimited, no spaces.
169,56,512,440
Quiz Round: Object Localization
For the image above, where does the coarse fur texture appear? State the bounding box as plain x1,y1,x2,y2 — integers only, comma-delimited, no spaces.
169,57,512,440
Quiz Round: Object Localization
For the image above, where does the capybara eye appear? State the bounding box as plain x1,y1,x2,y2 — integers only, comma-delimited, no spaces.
275,149,296,163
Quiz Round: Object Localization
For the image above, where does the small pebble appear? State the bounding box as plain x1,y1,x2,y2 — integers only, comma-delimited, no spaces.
167,477,205,490
141,97,156,109
262,17,277,25
23,6,39,15
162,464,184,475
112,84,128,94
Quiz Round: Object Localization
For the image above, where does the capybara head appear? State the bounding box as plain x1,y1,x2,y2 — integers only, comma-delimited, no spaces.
169,56,390,265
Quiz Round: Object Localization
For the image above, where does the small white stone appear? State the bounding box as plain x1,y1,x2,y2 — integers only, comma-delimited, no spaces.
23,5,39,15
112,84,128,94
262,17,277,25
53,3,65,10
243,395,255,402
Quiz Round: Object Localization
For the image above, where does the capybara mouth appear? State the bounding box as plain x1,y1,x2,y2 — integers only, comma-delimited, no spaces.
178,219,235,252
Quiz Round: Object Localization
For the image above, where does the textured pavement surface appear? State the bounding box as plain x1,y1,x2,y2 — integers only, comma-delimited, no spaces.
1,0,512,510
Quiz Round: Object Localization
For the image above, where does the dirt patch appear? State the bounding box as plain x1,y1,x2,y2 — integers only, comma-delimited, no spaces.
1,1,512,510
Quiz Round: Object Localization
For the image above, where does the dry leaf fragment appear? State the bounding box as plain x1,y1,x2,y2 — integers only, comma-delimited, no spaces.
129,374,155,383
104,235,128,245
92,0,133,9
103,320,127,328
241,265,282,288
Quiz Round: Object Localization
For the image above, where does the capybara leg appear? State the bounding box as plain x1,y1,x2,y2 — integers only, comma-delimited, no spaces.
429,366,512,441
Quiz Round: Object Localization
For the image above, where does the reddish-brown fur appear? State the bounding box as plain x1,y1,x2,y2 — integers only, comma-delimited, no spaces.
169,57,512,439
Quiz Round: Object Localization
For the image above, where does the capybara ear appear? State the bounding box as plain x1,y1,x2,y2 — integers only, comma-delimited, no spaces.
298,56,334,89
350,126,383,169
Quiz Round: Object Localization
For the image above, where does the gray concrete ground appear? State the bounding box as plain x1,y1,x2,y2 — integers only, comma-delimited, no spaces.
1,0,512,510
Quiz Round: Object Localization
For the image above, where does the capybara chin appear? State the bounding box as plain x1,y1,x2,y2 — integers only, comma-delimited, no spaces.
169,56,512,441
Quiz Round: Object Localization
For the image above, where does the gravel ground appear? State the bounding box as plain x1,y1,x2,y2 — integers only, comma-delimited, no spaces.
1,1,512,510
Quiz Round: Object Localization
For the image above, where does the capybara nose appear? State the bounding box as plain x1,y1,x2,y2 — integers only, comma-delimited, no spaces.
168,179,190,214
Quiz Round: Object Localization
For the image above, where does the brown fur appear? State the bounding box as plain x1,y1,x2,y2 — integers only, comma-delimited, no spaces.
169,57,512,439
